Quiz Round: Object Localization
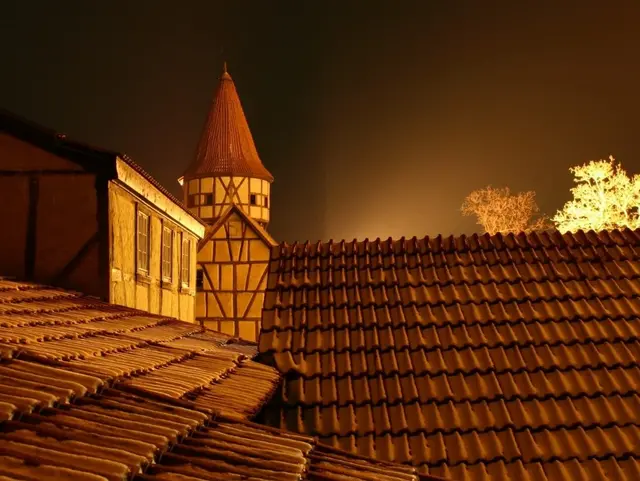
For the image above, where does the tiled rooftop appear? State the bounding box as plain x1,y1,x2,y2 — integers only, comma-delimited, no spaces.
0,278,438,481
258,229,640,481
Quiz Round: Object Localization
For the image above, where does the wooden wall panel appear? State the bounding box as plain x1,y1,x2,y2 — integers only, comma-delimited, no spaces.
35,174,99,295
247,263,268,291
235,264,250,290
65,242,99,294
0,134,83,171
195,292,206,318
246,292,265,318
238,321,257,341
220,265,233,290
219,320,235,335
135,283,149,312
207,293,222,317
204,264,218,290
236,292,253,317
217,292,234,318
200,239,213,262
0,177,29,279
249,240,271,261
0,136,104,298
109,184,136,307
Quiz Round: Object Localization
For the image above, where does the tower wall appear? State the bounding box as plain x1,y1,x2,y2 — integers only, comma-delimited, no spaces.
185,175,270,226
195,209,272,341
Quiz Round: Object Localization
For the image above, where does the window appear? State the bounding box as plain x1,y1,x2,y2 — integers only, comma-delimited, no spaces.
250,194,257,205
137,212,150,273
196,268,204,289
264,196,269,208
181,236,191,287
188,193,214,207
161,227,173,281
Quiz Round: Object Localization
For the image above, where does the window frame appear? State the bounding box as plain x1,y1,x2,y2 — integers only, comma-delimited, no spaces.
136,210,150,274
180,234,191,288
161,225,173,282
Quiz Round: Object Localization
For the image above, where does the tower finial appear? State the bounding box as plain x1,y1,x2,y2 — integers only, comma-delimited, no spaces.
223,61,227,74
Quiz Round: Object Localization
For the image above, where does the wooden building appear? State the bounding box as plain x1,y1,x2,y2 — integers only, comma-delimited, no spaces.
180,64,276,341
0,110,206,322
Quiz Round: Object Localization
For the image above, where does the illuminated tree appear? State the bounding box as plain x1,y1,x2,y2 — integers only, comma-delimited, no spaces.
553,156,640,232
461,186,549,235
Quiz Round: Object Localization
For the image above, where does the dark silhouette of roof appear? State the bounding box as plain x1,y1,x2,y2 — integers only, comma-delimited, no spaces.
183,63,274,182
0,108,204,227
259,229,640,480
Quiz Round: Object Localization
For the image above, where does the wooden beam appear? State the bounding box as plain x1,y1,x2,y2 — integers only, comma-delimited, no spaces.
96,175,111,301
24,175,40,280
52,232,99,285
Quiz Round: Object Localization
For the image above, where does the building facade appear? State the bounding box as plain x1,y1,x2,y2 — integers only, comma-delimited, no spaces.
0,110,206,322
180,65,276,341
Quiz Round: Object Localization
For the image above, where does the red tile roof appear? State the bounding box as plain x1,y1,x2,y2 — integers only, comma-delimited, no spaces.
258,229,640,481
0,278,441,481
182,65,274,182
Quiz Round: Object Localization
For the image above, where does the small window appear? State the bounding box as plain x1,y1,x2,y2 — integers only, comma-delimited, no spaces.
264,196,269,208
196,269,204,289
181,236,191,287
161,227,173,281
250,194,257,205
137,212,150,273
188,193,213,207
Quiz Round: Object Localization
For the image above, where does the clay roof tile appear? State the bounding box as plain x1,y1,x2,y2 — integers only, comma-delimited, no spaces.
183,65,273,182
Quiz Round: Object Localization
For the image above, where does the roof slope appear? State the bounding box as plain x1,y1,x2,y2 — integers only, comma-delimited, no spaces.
183,65,274,182
258,229,640,481
0,278,439,481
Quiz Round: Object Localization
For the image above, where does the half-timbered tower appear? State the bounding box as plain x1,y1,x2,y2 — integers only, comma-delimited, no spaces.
180,64,276,341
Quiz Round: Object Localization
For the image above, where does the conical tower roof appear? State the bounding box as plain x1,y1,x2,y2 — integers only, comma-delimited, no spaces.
184,63,273,181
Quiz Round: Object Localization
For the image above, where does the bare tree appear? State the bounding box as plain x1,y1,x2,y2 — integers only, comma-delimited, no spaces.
461,186,549,235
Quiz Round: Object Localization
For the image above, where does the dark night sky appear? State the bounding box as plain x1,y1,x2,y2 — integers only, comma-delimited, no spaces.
2,1,640,242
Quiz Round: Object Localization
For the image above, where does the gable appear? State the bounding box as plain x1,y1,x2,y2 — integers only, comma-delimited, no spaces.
259,229,640,480
198,204,276,254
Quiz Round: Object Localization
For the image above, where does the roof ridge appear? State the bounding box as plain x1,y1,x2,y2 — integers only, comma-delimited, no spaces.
274,228,640,256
